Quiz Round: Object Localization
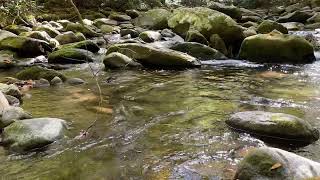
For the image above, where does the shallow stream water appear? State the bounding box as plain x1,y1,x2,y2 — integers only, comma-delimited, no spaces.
1,57,320,179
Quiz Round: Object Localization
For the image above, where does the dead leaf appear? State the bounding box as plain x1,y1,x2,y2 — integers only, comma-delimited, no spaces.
270,163,282,170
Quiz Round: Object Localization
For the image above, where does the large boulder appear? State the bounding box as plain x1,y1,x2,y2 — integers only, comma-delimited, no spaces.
133,8,170,30
277,11,314,23
235,147,320,179
185,30,209,45
208,2,242,20
2,118,67,152
3,25,31,35
170,42,227,60
257,20,288,34
65,23,100,38
0,37,52,58
103,52,141,69
16,66,66,81
226,111,319,145
20,31,52,43
58,40,100,53
48,48,95,64
168,7,244,46
0,107,32,129
0,30,17,41
239,31,315,63
106,43,201,68
34,25,60,38
0,83,22,99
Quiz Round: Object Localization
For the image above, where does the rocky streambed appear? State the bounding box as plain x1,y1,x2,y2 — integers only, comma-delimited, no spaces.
1,1,320,179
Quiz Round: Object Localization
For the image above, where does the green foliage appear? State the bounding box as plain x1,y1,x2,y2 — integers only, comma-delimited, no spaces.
0,0,37,24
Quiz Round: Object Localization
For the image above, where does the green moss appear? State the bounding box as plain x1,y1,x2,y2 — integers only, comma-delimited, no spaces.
3,25,31,35
48,48,95,64
133,9,170,30
16,66,67,81
65,23,100,38
257,20,288,34
59,40,100,53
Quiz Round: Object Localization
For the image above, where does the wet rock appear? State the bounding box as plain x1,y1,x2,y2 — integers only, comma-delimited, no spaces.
16,66,66,81
305,22,320,29
20,31,52,43
280,22,304,31
277,11,314,23
170,42,226,60
0,30,17,41
241,16,262,23
185,30,209,45
120,29,139,38
139,31,162,43
34,25,60,38
161,29,176,38
307,12,320,23
0,83,22,99
243,27,257,38
4,25,31,35
239,31,315,63
235,147,320,180
100,25,116,34
242,21,258,28
208,2,242,20
103,52,141,69
51,76,63,86
5,95,20,107
133,8,170,30
48,48,95,64
55,31,81,45
2,118,67,152
119,23,133,29
65,23,100,38
0,91,9,114
34,78,51,88
58,40,100,53
93,18,118,28
66,78,86,85
257,20,288,34
168,7,244,46
0,37,52,58
0,50,16,69
49,21,63,30
1,107,32,129
109,13,131,22
107,43,201,68
209,34,228,56
126,9,140,19
227,111,319,144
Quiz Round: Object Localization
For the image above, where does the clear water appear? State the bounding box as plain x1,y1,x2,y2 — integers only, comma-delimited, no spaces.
1,59,320,179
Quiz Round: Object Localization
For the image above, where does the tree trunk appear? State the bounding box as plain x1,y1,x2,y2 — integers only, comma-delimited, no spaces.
67,0,83,24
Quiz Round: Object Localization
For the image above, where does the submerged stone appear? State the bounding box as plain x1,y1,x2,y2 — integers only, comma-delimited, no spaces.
103,52,141,69
16,66,66,81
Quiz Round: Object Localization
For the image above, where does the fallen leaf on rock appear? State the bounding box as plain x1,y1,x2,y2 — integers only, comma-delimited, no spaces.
270,163,282,170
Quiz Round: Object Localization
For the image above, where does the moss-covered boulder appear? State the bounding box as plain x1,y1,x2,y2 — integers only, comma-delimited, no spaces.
227,111,319,144
126,9,140,19
100,25,116,34
0,83,22,99
65,23,100,38
168,7,244,46
0,107,32,129
0,30,17,41
55,31,81,45
103,52,141,69
3,25,31,35
48,48,95,64
139,31,162,43
58,40,100,53
209,34,228,55
106,43,200,68
133,8,170,30
2,118,67,152
239,31,315,63
93,18,118,28
170,42,227,60
109,13,131,22
257,20,288,34
208,2,242,20
0,37,52,58
277,11,314,23
34,25,60,38
20,31,52,43
235,147,320,179
16,66,66,81
185,30,209,45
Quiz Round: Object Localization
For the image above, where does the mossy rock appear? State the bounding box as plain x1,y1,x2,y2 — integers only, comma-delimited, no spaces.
0,37,52,58
257,20,288,34
106,43,201,68
55,31,80,45
93,18,118,28
139,31,162,43
185,30,209,45
209,34,228,56
3,25,31,35
235,147,320,179
109,13,131,22
239,31,315,63
100,25,115,34
65,23,100,38
0,50,16,69
208,2,242,20
103,52,141,69
20,31,52,43
170,42,227,60
227,111,319,144
34,25,60,38
48,48,95,64
133,8,170,30
16,66,66,81
58,40,100,53
168,7,244,46
277,11,313,23
0,30,17,41
0,83,22,99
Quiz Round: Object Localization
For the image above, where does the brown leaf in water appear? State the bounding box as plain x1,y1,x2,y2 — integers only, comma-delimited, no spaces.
270,163,282,170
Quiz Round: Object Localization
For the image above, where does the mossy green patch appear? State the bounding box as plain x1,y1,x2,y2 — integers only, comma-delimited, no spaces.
16,66,67,81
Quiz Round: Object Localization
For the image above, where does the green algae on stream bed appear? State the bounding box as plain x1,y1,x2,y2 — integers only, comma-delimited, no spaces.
0,61,320,179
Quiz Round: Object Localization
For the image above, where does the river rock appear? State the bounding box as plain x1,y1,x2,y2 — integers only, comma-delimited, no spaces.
93,18,118,28
66,78,86,85
107,43,201,68
34,25,60,38
0,83,22,99
239,31,315,63
126,9,140,19
235,147,320,179
0,107,32,129
133,8,170,30
103,52,141,69
139,31,162,43
48,48,95,64
168,7,244,46
100,25,116,34
280,22,304,31
209,34,228,55
2,118,67,152
0,37,52,58
55,31,81,45
307,12,320,23
257,20,288,34
58,40,100,53
277,11,314,23
5,95,20,107
170,42,227,60
208,2,242,20
51,76,63,85
185,30,209,45
226,111,319,144
0,30,17,41
16,66,66,81
0,50,16,69
0,91,9,114
120,29,139,38
109,13,131,22
20,31,52,43
4,25,31,35
65,23,100,38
